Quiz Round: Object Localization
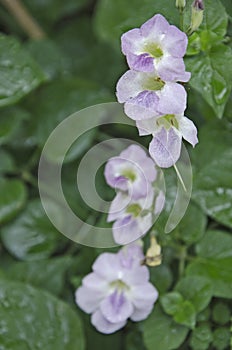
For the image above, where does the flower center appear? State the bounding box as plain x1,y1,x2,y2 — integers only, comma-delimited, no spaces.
144,43,163,58
143,77,165,91
121,169,136,182
126,203,141,217
156,114,179,129
110,279,130,291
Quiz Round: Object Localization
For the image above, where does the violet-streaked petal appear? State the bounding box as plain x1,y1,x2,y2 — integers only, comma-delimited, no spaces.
138,213,153,234
149,127,182,168
126,52,154,72
140,14,169,38
100,290,133,323
118,242,144,269
125,90,160,120
113,216,142,245
161,25,188,57
120,144,147,161
178,116,198,147
91,309,126,334
75,286,105,313
157,82,187,115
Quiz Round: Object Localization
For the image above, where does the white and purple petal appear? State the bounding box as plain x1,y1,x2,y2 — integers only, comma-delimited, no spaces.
178,116,198,147
100,290,133,323
149,127,182,168
91,309,126,334
157,82,187,115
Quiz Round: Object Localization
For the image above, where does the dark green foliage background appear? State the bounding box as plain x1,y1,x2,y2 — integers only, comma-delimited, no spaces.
0,0,231,349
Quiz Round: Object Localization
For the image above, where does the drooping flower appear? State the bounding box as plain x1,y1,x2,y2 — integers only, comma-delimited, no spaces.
121,14,190,82
104,144,157,200
75,242,158,334
107,189,165,245
136,113,198,168
116,70,187,120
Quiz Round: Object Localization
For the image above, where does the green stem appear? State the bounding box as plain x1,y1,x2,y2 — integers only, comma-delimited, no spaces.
178,246,187,277
179,8,184,31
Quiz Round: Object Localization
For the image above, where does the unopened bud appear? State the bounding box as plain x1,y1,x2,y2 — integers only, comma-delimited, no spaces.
175,0,186,10
190,0,204,33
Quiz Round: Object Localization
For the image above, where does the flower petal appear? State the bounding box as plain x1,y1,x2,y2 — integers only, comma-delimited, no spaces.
130,304,154,321
136,117,157,136
121,28,143,55
178,116,198,147
131,283,158,310
157,82,187,115
91,309,126,334
126,52,154,72
113,216,143,245
162,25,188,57
93,253,122,281
149,127,182,168
100,290,133,323
75,286,105,313
116,70,144,103
125,90,160,120
140,14,169,38
107,192,130,222
157,56,191,82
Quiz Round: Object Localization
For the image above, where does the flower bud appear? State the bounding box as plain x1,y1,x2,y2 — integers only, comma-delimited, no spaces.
190,0,204,33
175,0,186,10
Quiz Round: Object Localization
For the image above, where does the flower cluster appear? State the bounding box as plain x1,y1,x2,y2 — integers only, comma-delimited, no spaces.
75,242,158,334
104,144,164,244
116,14,198,168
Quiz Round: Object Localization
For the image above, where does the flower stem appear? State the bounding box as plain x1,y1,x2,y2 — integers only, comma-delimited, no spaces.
179,8,184,31
0,0,46,39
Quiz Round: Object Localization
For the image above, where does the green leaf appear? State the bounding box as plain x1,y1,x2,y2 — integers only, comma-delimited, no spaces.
161,292,196,329
0,149,15,174
212,327,231,350
0,107,28,145
94,0,178,50
23,78,112,148
190,323,213,350
160,292,184,315
0,35,46,107
23,0,90,27
5,256,72,296
186,257,232,298
0,280,85,350
143,304,189,350
1,199,63,261
195,230,232,259
171,202,207,245
193,148,232,228
212,302,231,325
175,276,212,312
0,178,27,224
53,17,125,89
186,44,232,118
149,264,173,294
201,0,228,40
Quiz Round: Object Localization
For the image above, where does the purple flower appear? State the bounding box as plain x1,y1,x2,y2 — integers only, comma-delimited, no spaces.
75,243,158,334
107,189,165,245
116,70,187,120
104,144,157,199
136,114,198,168
121,14,190,82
